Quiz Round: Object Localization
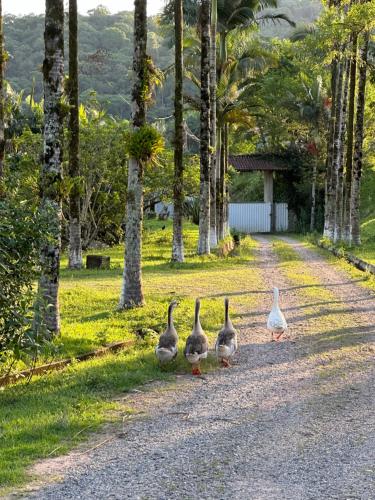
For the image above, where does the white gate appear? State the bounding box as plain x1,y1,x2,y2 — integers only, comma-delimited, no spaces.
229,203,288,233
275,203,288,232
229,203,271,233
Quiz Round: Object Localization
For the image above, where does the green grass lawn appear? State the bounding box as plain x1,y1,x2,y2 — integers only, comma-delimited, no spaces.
353,216,375,264
311,216,375,266
0,220,263,489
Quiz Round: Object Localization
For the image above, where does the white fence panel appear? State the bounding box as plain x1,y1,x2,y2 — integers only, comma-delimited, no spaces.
275,203,288,232
229,202,288,233
155,202,174,218
229,203,271,233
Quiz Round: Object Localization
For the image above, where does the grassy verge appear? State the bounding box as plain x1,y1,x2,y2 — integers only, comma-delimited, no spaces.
355,216,375,264
0,220,262,489
294,234,375,294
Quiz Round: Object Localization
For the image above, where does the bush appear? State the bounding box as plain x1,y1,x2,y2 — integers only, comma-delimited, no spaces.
0,201,49,372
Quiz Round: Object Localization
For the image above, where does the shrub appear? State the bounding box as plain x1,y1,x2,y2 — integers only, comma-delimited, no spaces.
0,201,50,372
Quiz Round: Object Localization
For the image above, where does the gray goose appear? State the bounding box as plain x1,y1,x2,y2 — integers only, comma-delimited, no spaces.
155,300,178,363
184,299,209,375
215,298,238,367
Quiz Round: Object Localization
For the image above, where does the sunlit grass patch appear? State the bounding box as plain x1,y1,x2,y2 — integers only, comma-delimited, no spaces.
55,220,262,360
271,239,334,302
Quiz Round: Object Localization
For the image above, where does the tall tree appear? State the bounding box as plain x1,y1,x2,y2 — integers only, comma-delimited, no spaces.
334,59,350,242
0,0,4,186
197,0,211,255
209,0,217,247
38,0,65,334
342,32,358,243
171,0,184,262
119,0,147,308
323,58,342,240
351,31,369,246
68,0,83,269
330,59,346,241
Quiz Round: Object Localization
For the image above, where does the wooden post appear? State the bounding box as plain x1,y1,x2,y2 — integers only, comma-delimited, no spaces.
263,170,274,203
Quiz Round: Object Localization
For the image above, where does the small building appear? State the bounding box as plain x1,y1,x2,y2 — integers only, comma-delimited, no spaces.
228,154,289,233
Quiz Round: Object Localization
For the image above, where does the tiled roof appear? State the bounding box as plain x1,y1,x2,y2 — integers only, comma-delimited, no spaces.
228,154,289,172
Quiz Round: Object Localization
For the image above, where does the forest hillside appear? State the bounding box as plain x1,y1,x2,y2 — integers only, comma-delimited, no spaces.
5,1,321,119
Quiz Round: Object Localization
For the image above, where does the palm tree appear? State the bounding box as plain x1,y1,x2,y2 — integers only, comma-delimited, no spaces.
119,0,147,308
163,0,291,241
298,77,325,232
342,32,358,244
210,0,218,247
184,38,271,239
198,0,211,255
172,0,185,262
0,0,4,186
334,59,350,242
351,31,369,246
68,0,82,269
38,0,65,334
216,0,293,236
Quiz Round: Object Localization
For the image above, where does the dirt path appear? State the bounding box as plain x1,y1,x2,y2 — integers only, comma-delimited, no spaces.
18,236,375,500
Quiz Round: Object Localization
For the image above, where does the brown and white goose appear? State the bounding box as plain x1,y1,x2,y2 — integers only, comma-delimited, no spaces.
215,298,238,367
155,300,178,363
184,299,209,376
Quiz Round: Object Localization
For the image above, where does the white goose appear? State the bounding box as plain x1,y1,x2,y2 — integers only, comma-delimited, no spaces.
267,287,288,341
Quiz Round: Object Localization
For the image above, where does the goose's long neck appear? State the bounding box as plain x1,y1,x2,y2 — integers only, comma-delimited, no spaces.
224,298,229,326
194,299,201,330
273,288,280,308
168,303,175,328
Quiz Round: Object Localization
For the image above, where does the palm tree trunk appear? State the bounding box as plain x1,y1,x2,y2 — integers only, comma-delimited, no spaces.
323,56,338,239
38,0,65,335
0,0,5,189
310,155,317,232
331,59,345,242
119,0,147,308
217,125,224,240
197,0,211,255
324,59,343,240
209,0,217,247
68,0,82,269
334,59,350,242
351,31,369,246
224,122,230,235
171,0,184,262
343,32,358,244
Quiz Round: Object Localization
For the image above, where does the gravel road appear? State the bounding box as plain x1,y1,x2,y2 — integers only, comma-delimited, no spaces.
19,236,375,500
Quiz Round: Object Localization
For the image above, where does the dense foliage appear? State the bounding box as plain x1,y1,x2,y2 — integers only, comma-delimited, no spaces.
0,201,49,370
5,1,321,119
